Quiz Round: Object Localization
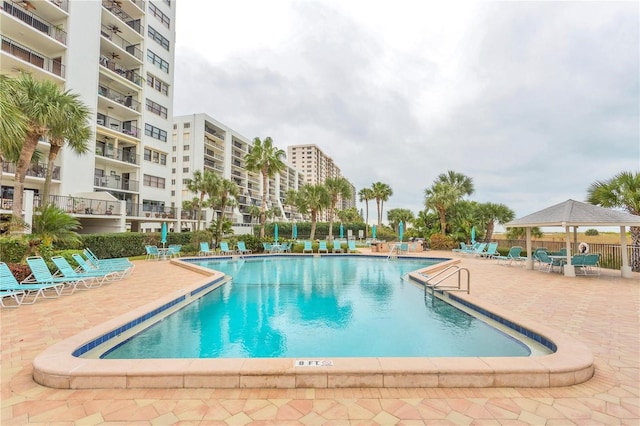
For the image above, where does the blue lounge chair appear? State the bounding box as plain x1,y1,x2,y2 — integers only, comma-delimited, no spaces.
167,244,182,258
219,242,236,255
279,242,291,253
83,249,134,276
72,254,129,280
574,253,601,276
495,246,524,265
302,241,313,253
21,257,73,298
262,242,274,253
0,262,27,307
347,240,358,253
332,240,343,253
318,241,329,253
51,256,116,288
199,242,215,256
535,250,564,273
480,242,499,259
236,241,252,254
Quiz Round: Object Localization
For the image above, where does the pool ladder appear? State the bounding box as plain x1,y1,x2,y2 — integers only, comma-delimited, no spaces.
423,265,470,295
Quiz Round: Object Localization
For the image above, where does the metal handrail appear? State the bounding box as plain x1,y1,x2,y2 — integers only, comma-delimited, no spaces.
423,265,470,295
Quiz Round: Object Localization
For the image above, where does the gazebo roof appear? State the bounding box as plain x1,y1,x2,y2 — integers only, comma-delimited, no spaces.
506,199,640,228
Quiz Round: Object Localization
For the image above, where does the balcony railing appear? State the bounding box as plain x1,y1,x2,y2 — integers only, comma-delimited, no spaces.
45,194,122,215
97,84,140,111
97,115,141,138
95,146,139,165
101,0,142,35
2,0,67,44
127,204,177,218
98,55,142,86
100,24,142,60
94,175,139,192
1,36,65,77
2,162,60,179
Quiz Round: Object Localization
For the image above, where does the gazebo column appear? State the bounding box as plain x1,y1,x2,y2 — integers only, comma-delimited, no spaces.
620,226,632,278
563,224,575,277
524,227,533,270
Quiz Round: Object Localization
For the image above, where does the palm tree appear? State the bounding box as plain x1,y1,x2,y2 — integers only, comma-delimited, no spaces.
476,202,515,242
371,182,393,226
358,187,374,237
41,93,92,203
324,177,352,241
186,170,220,231
7,73,79,230
21,204,81,260
424,170,474,235
297,184,330,240
210,178,239,245
587,171,640,271
0,75,27,175
387,208,414,233
244,137,285,238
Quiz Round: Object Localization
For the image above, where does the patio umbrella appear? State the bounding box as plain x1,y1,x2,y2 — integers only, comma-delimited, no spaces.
339,223,344,239
292,223,297,240
399,221,404,242
372,225,376,240
274,223,278,243
471,226,476,244
161,222,167,248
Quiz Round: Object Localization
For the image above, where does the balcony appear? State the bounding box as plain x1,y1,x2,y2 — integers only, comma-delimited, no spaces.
97,114,140,138
94,175,139,192
100,23,142,61
49,0,68,12
98,84,140,112
2,162,60,179
2,0,67,44
99,55,142,86
101,0,142,35
1,35,64,78
95,145,139,165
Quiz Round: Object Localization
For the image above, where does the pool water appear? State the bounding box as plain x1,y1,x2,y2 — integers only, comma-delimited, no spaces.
102,257,531,359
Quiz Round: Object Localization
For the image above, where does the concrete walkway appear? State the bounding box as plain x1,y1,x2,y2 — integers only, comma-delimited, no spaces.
1,250,638,424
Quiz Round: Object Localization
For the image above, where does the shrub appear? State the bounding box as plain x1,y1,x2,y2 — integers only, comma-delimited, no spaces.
429,234,458,250
585,229,599,236
7,263,31,282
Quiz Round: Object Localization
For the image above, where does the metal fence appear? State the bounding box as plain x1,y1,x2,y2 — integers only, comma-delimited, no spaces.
500,239,638,270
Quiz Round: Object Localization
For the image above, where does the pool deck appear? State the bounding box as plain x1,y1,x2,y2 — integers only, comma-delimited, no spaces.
2,249,639,424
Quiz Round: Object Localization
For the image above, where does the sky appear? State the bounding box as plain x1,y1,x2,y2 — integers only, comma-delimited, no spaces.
172,1,639,225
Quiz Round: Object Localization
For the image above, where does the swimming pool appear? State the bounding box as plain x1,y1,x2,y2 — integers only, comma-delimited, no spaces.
102,257,533,359
32,254,595,389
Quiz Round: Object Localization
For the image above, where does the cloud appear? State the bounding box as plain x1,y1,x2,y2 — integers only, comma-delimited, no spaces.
174,1,639,222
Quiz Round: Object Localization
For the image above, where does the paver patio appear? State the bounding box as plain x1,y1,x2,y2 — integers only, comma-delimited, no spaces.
1,249,638,425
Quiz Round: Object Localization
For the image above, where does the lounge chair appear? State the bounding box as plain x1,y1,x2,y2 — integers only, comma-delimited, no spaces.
302,241,313,253
452,242,469,252
279,242,291,253
318,241,329,253
199,242,215,256
480,242,499,259
262,242,274,253
145,245,160,260
535,250,564,273
0,262,27,307
332,240,343,253
219,242,236,255
72,254,129,280
236,241,252,255
347,240,358,253
495,246,524,265
83,249,134,276
51,256,117,288
22,257,75,297
167,244,182,258
574,253,601,276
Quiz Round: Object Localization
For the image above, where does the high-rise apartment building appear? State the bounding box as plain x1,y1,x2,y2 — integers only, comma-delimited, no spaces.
287,144,357,217
1,0,175,233
172,114,306,230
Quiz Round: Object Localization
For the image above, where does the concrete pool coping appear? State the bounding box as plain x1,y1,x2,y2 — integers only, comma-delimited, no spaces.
32,254,594,389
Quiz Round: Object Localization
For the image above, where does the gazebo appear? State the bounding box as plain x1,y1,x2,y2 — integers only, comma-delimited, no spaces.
505,199,640,278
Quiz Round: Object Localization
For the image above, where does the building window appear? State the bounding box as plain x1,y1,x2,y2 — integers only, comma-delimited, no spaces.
182,178,190,184
183,122,190,128
160,153,167,165
183,167,189,172
148,26,170,51
147,73,169,95
152,151,160,163
183,145,189,151
145,123,167,142
143,174,166,189
147,50,169,73
146,99,168,118
172,157,176,163
171,179,175,185
144,148,151,161
149,3,170,28
171,168,176,173
172,146,176,152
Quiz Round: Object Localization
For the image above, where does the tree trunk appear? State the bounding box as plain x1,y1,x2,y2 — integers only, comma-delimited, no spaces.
364,201,369,238
485,221,495,242
42,140,62,205
310,210,317,240
376,199,381,226
438,207,447,235
10,133,41,232
259,171,268,238
328,202,335,241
